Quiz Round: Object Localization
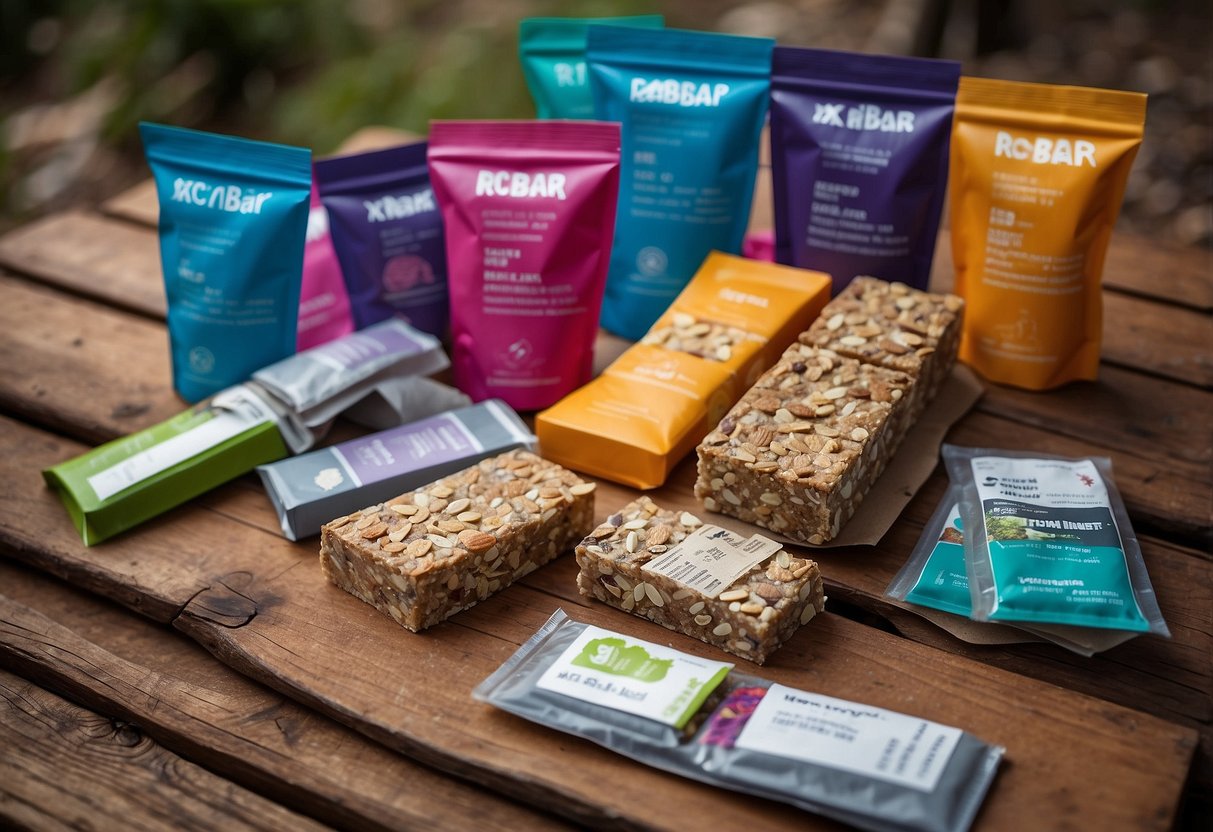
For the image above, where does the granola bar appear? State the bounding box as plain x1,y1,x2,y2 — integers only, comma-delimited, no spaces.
575,497,825,664
640,312,763,363
694,346,913,544
799,276,963,418
320,449,595,631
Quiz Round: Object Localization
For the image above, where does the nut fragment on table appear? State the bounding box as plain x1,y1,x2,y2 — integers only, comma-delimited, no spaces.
575,497,825,663
320,450,595,632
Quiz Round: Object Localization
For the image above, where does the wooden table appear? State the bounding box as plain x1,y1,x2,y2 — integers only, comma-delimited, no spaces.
0,129,1209,831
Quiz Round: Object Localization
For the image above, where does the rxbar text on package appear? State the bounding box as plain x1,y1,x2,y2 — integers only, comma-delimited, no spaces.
427,120,621,410
770,47,960,294
140,123,311,403
588,25,774,340
950,78,1146,389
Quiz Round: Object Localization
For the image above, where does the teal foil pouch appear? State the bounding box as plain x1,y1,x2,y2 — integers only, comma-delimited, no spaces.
588,26,774,339
942,445,1169,636
140,123,312,403
519,15,664,119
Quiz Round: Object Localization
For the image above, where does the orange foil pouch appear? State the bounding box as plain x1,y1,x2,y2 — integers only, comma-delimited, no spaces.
949,77,1145,389
537,252,830,488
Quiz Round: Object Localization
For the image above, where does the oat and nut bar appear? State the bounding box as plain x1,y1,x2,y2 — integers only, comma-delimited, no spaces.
640,312,763,363
575,497,825,663
694,346,913,544
321,449,595,632
799,276,963,417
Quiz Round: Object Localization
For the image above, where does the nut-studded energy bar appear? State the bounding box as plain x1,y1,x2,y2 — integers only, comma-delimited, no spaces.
695,346,913,544
575,497,825,663
320,450,595,631
799,276,963,418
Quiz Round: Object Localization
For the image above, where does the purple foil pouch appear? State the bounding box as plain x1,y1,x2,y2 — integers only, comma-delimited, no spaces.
297,181,355,350
770,48,959,294
315,142,448,335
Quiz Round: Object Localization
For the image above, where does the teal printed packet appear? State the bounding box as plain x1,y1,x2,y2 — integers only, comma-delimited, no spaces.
140,123,311,403
519,15,664,119
588,26,774,339
942,445,1169,636
885,485,1143,656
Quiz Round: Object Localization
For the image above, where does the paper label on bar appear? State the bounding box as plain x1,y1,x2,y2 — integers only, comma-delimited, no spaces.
735,683,962,792
536,624,732,729
642,525,782,599
87,385,275,502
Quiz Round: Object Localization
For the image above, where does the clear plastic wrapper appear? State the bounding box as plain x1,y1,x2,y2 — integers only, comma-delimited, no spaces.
475,609,1003,832
941,445,1168,636
886,484,1141,656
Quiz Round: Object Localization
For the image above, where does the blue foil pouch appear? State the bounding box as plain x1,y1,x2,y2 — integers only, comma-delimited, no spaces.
140,123,311,403
519,15,664,119
770,48,959,294
314,142,447,336
588,26,773,339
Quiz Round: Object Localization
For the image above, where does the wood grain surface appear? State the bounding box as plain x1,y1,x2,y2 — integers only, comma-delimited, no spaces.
0,668,332,832
0,562,569,832
0,414,1200,831
1,161,1209,829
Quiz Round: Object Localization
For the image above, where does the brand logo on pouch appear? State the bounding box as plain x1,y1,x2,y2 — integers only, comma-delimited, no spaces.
636,246,667,277
364,188,436,222
812,102,915,133
629,78,729,107
994,131,1096,167
188,346,215,374
171,178,273,214
475,171,567,200
503,338,535,369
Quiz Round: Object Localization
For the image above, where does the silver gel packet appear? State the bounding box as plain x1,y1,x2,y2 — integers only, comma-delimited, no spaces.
254,318,448,429
475,609,1003,832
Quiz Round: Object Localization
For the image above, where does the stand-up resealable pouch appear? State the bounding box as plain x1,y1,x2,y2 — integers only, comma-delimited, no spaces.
519,15,664,119
770,48,960,294
428,120,621,410
140,123,311,402
588,25,774,339
315,141,448,335
949,78,1146,389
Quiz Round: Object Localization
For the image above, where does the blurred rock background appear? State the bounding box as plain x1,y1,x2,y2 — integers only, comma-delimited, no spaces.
1,0,1209,246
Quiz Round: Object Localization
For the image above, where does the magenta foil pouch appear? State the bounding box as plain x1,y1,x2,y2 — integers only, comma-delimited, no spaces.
315,142,448,336
428,121,621,410
770,47,960,293
297,181,355,350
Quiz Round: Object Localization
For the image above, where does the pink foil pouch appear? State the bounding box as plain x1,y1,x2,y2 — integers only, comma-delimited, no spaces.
428,121,621,410
297,181,355,350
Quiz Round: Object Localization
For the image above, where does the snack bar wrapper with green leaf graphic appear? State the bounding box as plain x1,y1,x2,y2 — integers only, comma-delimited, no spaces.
475,610,1003,832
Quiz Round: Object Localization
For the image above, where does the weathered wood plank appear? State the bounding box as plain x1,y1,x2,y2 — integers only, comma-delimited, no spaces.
1102,289,1213,387
0,211,165,317
175,564,1196,832
0,668,332,832
0,275,179,443
0,416,1199,830
0,563,570,832
974,364,1212,485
